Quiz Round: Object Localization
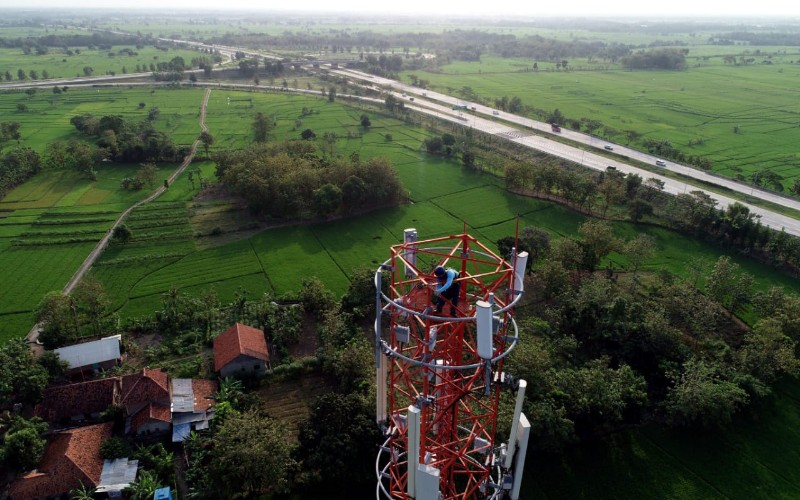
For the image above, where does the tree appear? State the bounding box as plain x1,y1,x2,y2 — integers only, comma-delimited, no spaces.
625,233,656,282
211,411,296,496
252,112,271,143
1,416,47,472
136,162,159,187
35,292,78,349
462,150,476,170
101,437,132,460
360,114,371,128
147,107,160,121
69,481,97,500
424,137,443,155
313,183,342,216
341,175,366,212
0,340,49,406
297,393,382,488
519,226,551,262
17,69,26,80
125,470,158,500
578,220,619,272
706,256,754,316
16,103,28,113
664,359,748,427
113,224,132,244
300,128,316,140
327,85,336,102
199,131,214,158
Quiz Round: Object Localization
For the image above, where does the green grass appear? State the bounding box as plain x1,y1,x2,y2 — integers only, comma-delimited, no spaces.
527,378,800,499
406,56,800,188
0,45,205,80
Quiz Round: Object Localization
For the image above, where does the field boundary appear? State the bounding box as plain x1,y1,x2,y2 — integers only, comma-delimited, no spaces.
25,88,212,345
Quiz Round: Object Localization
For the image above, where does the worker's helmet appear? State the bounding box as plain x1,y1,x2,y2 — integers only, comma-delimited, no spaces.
434,266,445,278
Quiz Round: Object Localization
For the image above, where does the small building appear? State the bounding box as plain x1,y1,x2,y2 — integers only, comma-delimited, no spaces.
121,369,171,436
53,334,121,376
171,378,218,442
9,422,112,499
213,323,270,378
35,378,120,424
96,458,139,498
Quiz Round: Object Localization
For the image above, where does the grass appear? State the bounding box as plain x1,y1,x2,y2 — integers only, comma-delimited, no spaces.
405,55,800,189
0,45,205,80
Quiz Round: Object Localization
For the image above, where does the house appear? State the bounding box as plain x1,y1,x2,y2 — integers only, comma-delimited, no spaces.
53,335,121,376
213,323,270,378
121,369,171,436
9,422,112,499
171,378,219,442
35,378,120,424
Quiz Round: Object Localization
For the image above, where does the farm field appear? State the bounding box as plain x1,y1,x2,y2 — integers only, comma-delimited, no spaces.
404,55,800,189
0,45,206,81
3,81,800,498
0,86,206,150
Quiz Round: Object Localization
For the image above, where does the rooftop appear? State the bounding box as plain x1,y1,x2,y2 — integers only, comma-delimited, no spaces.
213,323,269,372
53,335,121,370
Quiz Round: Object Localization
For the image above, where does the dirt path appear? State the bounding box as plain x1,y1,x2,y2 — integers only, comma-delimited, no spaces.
26,88,212,346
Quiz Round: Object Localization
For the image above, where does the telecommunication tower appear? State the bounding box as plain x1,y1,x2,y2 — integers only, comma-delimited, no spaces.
374,230,530,499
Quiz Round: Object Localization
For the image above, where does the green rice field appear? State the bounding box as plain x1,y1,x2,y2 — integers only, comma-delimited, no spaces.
0,45,206,81
405,55,800,188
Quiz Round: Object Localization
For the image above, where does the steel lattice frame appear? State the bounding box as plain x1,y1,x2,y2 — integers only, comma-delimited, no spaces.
375,233,522,499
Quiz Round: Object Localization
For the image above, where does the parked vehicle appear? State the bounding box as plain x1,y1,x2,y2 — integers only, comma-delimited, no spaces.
656,160,667,167
551,123,561,132
604,145,614,151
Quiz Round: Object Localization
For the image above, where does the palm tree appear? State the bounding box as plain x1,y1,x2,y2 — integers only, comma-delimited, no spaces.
69,481,96,500
125,470,158,500
213,377,244,406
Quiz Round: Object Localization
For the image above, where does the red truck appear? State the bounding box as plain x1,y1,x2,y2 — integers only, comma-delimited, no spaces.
551,123,561,133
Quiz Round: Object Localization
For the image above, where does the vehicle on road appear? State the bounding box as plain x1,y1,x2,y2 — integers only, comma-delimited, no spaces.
656,160,667,167
551,123,561,132
493,110,500,116
604,145,614,151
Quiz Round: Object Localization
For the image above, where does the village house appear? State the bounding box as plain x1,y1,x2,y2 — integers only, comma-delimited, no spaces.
53,334,122,378
35,378,120,424
213,323,270,378
121,368,171,436
171,378,219,442
9,422,113,499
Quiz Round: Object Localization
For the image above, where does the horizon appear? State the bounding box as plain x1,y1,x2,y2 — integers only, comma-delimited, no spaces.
0,2,800,20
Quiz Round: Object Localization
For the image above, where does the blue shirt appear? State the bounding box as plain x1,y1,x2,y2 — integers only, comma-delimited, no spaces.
435,268,458,293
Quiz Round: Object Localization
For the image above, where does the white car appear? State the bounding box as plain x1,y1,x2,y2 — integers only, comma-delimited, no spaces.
604,145,614,151
656,160,667,167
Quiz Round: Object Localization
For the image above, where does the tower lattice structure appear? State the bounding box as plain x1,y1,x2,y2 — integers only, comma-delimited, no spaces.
375,231,528,499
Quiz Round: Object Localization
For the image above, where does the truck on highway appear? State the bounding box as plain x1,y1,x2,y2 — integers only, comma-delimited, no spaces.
551,123,561,133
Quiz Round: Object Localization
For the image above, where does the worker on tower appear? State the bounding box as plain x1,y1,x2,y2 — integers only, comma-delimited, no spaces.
433,266,460,316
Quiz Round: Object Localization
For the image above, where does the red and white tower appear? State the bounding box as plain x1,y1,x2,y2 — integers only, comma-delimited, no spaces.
375,230,530,499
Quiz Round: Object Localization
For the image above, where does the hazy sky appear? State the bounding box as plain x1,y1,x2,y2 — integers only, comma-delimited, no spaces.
1,0,800,18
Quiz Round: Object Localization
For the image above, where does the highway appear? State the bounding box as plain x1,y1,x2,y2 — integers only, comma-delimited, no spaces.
330,67,800,236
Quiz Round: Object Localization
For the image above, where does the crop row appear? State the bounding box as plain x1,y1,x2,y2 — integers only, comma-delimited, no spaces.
0,242,94,314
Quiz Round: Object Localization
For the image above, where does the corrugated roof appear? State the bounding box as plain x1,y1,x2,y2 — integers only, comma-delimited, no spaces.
171,379,195,413
96,458,139,493
53,335,121,370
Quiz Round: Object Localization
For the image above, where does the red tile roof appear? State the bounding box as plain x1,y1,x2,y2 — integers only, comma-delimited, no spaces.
35,378,120,422
192,379,219,412
130,402,171,432
9,422,112,500
121,368,170,412
213,323,269,372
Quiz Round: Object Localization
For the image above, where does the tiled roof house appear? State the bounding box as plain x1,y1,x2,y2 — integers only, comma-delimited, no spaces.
213,323,270,378
121,369,171,435
35,378,120,423
9,422,112,500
